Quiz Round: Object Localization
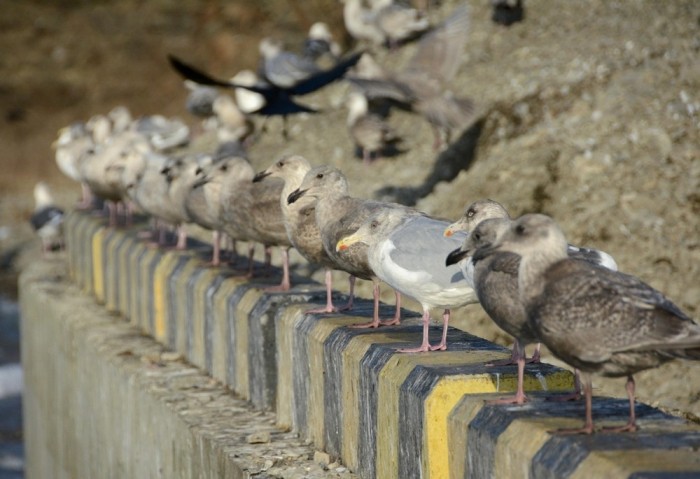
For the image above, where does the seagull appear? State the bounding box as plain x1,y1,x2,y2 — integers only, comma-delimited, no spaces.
287,165,405,327
336,207,476,352
253,155,354,313
343,0,429,48
303,22,342,67
346,91,401,164
30,182,65,255
53,122,94,209
348,5,474,150
217,156,292,291
473,214,700,434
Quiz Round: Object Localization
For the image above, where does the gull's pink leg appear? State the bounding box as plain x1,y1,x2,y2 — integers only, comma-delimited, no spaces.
488,341,529,405
306,269,337,314
349,280,382,328
550,375,594,435
379,290,401,326
398,308,432,353
175,225,187,250
601,376,638,433
264,247,291,292
526,343,542,364
487,341,521,367
429,309,450,351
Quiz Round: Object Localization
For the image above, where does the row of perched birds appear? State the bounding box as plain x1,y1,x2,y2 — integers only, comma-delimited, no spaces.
41,0,700,437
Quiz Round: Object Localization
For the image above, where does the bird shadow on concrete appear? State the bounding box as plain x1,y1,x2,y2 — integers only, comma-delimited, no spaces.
372,118,484,206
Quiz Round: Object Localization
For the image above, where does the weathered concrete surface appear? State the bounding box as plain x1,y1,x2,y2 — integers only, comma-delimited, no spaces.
19,257,356,479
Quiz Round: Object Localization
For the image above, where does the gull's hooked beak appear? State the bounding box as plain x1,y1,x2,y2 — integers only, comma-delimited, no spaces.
252,170,271,183
336,231,363,252
287,188,307,204
445,246,469,266
444,219,466,237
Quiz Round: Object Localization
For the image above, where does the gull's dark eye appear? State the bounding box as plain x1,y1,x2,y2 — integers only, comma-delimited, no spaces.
316,173,324,179
467,208,475,218
277,160,284,167
220,164,228,172
370,220,379,229
473,232,481,241
515,224,525,235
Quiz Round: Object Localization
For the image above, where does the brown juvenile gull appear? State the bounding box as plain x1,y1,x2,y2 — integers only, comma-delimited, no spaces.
287,165,404,327
445,199,618,401
185,158,236,266
254,155,355,313
218,156,292,291
30,182,65,255
336,207,476,352
346,91,401,164
474,213,700,434
348,5,473,150
162,154,215,250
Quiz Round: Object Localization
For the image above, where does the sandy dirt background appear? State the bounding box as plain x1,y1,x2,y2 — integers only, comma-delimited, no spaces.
1,0,699,428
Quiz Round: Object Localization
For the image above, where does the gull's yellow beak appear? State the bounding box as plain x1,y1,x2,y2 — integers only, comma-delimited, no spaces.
336,231,362,252
443,226,454,237
444,219,467,237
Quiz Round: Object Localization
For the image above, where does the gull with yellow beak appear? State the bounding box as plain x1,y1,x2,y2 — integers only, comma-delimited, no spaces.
337,207,476,352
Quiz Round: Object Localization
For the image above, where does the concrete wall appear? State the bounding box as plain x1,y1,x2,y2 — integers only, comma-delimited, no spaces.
21,212,700,478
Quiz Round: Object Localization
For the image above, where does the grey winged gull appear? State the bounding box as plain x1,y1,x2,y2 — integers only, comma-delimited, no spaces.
218,156,292,291
259,37,321,89
348,5,474,150
287,165,404,327
473,213,700,434
336,207,476,352
30,182,65,255
253,155,354,313
346,91,401,164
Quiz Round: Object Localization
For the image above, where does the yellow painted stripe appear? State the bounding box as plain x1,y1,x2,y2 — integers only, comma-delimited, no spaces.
306,316,363,449
493,416,560,479
275,304,309,430
426,369,573,479
377,350,507,479
341,331,421,473
91,227,106,302
210,276,248,384
152,251,181,344
447,394,490,479
231,287,264,399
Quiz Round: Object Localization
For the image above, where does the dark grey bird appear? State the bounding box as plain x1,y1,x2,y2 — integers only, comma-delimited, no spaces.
287,165,404,327
492,0,524,26
472,214,700,434
348,5,474,150
30,182,65,255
